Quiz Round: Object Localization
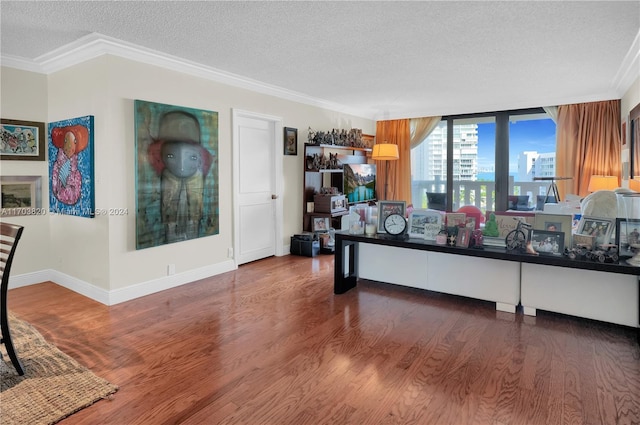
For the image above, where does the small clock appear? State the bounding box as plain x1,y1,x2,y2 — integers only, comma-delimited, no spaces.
383,213,408,237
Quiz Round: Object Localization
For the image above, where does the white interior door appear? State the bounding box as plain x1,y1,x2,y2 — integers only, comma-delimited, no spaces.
232,110,283,265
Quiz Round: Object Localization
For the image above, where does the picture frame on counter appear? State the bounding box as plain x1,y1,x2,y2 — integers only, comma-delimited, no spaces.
530,229,564,255
615,217,640,258
576,216,614,245
533,212,573,248
377,200,406,233
407,208,442,239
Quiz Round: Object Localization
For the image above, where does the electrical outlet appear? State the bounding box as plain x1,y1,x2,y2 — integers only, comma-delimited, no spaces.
167,264,175,275
227,247,234,258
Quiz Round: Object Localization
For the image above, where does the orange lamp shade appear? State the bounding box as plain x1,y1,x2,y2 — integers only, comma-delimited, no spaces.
587,175,619,192
372,143,399,161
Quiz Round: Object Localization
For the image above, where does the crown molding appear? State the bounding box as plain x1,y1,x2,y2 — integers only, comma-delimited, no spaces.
1,33,374,120
613,28,640,96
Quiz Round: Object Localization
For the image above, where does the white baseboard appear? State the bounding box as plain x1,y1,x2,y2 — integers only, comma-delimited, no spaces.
107,260,237,305
9,260,238,306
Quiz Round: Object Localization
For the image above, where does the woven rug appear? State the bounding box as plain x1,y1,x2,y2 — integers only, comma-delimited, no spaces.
0,312,118,425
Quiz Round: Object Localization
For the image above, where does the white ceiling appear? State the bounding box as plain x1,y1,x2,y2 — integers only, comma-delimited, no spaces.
1,1,639,120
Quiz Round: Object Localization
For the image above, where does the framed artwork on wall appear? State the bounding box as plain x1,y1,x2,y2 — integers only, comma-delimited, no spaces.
1,118,46,161
0,175,43,216
284,127,297,155
135,100,219,249
48,115,95,218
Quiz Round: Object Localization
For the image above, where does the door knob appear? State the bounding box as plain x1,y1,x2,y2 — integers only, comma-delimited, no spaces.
272,194,278,199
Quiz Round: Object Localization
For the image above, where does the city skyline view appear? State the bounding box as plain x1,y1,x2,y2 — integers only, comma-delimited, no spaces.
477,118,557,173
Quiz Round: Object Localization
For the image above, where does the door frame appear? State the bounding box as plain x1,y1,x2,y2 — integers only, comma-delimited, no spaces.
231,109,284,267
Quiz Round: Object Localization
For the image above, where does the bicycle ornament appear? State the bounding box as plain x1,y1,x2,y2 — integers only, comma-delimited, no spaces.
505,217,538,255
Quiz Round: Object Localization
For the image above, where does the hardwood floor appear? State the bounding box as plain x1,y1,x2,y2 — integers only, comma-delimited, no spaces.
5,254,640,424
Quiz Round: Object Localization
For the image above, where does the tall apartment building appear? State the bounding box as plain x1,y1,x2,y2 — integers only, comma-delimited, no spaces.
412,122,478,181
517,151,556,181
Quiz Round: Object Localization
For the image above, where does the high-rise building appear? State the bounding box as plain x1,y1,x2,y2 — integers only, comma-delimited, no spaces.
411,122,478,181
517,151,556,181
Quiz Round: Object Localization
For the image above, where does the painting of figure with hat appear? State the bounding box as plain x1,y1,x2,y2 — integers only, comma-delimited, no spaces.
135,100,218,249
48,115,95,217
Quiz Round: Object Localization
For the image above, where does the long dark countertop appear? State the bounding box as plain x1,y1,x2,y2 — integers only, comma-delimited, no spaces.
335,231,640,276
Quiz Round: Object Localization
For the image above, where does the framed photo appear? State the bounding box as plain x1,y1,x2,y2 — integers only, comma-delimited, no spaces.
407,208,442,239
486,211,535,239
615,218,640,258
456,227,471,248
530,230,564,255
284,127,297,155
445,212,466,227
573,233,595,249
576,216,614,246
1,118,46,161
0,175,43,216
377,201,406,233
534,213,573,248
312,216,330,232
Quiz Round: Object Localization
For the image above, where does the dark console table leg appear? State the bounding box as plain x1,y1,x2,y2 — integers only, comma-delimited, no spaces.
334,236,358,294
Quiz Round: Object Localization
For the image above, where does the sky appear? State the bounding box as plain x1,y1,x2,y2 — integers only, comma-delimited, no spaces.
476,118,557,173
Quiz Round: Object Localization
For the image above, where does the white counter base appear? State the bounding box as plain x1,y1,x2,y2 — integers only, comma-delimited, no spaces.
358,244,520,313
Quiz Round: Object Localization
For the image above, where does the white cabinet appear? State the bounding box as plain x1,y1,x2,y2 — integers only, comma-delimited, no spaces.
521,263,639,327
358,244,521,312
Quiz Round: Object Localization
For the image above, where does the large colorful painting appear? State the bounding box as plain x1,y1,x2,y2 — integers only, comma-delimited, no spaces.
135,100,219,249
48,116,95,217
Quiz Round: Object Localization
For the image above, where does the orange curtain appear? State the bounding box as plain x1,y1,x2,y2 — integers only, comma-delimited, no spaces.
556,100,621,198
375,119,411,202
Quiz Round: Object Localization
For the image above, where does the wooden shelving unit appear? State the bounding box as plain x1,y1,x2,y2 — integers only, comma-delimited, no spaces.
302,142,373,232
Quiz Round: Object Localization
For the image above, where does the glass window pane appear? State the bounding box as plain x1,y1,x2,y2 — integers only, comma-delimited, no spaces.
454,117,495,213
509,113,557,211
411,121,448,209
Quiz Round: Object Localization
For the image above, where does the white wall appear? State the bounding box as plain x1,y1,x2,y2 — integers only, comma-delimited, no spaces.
0,68,51,276
1,56,375,303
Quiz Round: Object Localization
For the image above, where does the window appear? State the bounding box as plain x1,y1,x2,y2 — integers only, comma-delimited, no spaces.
411,108,556,213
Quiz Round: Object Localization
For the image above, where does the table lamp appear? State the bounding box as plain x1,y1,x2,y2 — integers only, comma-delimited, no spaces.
372,143,399,200
587,175,619,192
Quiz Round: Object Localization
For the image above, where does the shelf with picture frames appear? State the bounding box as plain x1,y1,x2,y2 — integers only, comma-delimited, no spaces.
302,137,374,232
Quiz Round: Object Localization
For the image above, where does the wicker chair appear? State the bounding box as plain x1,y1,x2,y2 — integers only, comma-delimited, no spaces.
1,222,25,375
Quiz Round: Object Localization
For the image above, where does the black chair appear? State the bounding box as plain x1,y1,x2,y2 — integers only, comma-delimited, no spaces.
1,222,25,375
426,192,447,211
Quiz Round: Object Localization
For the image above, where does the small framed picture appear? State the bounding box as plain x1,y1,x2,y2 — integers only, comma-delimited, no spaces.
576,216,614,245
284,127,297,155
377,201,406,233
312,216,330,232
615,218,640,258
456,227,471,248
534,212,573,248
1,118,46,161
407,209,442,239
530,230,565,255
0,175,43,216
573,233,595,249
445,212,466,227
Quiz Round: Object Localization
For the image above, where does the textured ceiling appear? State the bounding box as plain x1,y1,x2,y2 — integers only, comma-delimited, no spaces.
1,1,639,119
